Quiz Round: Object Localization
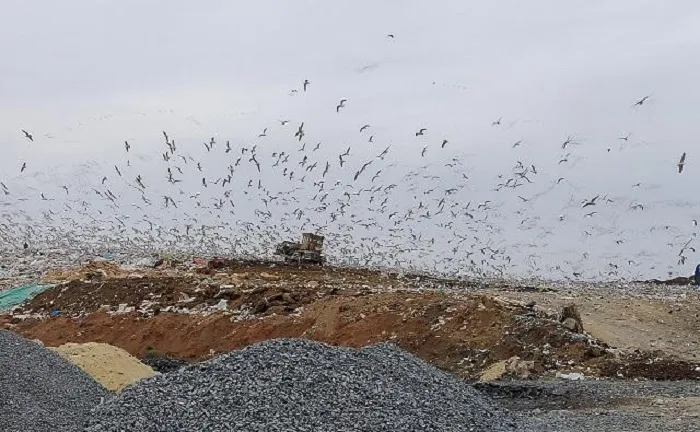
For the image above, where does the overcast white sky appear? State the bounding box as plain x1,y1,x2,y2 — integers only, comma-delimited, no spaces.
0,1,698,279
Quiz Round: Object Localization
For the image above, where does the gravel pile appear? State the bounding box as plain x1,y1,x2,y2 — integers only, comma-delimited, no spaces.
477,380,700,432
141,351,189,373
0,330,108,432
87,339,533,431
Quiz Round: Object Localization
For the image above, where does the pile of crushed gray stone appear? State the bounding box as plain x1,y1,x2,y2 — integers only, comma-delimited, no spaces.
1,331,538,431
86,339,537,431
0,330,108,432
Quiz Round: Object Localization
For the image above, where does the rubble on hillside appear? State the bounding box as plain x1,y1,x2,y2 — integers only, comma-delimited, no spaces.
3,259,699,382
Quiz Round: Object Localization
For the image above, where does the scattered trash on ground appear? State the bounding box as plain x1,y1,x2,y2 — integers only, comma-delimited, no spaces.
0,283,53,311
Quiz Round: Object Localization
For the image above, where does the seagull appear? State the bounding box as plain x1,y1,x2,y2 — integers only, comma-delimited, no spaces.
114,166,122,177
21,130,33,141
360,124,371,132
20,162,27,172
512,140,522,148
441,139,448,148
124,141,130,152
582,195,599,208
295,122,305,141
258,128,267,137
303,79,310,91
387,34,395,39
633,95,650,107
358,160,372,175
421,146,428,157
561,136,574,149
280,119,290,125
353,164,368,181
250,155,261,172
491,117,502,126
416,128,427,136
336,99,347,113
678,152,686,174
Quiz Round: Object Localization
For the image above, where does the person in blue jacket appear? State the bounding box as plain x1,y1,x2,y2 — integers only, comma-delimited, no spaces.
696,264,700,286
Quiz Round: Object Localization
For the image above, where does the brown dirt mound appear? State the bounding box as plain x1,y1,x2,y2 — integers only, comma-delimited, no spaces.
5,262,698,382
598,350,700,380
18,276,352,318
42,260,137,283
5,289,614,380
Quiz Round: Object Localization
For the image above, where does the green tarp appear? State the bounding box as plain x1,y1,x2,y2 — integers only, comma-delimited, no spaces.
0,284,54,311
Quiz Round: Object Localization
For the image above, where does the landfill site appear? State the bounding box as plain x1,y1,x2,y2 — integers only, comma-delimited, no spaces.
1,235,699,432
3,3,700,431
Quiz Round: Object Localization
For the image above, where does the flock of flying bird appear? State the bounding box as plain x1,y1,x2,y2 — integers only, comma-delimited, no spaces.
0,76,696,281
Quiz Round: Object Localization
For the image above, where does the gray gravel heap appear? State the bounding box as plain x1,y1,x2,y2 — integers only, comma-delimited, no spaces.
86,338,530,431
0,330,108,432
141,352,189,373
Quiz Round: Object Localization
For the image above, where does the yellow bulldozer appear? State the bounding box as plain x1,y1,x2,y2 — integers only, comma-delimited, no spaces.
275,233,326,265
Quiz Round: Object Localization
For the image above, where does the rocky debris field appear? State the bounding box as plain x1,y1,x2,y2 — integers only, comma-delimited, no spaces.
1,256,700,431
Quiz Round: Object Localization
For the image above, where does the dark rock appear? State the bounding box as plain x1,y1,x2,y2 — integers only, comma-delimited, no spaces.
141,352,189,373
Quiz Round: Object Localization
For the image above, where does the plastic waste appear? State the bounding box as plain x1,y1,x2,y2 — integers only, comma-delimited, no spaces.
0,283,54,311
135,257,157,268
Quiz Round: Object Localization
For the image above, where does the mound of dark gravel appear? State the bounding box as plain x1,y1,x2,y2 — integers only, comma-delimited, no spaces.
141,352,189,373
87,338,533,431
0,330,108,432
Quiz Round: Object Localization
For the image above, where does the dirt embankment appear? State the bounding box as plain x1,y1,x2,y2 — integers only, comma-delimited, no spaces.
2,259,698,381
